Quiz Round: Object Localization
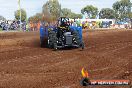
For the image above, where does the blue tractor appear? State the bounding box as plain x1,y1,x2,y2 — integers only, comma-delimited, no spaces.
40,17,84,50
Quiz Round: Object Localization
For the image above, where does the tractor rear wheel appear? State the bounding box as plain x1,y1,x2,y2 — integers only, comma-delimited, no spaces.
48,31,58,49
72,30,81,45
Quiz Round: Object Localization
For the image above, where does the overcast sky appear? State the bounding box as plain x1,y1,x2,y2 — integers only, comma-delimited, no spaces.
0,0,131,20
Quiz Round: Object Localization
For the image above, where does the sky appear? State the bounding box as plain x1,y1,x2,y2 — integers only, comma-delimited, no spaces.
0,0,131,20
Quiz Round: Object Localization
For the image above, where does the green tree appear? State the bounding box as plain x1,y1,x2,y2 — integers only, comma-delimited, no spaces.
74,14,83,19
35,13,42,21
28,13,42,22
0,15,6,21
81,5,98,19
42,2,51,22
61,8,82,18
15,9,27,21
113,0,132,20
42,0,61,20
61,8,72,17
113,1,121,19
99,8,115,19
70,13,82,19
28,17,34,22
128,12,132,18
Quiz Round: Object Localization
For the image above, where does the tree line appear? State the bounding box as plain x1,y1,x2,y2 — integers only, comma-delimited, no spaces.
14,0,132,22
81,0,132,20
0,15,6,21
28,0,82,23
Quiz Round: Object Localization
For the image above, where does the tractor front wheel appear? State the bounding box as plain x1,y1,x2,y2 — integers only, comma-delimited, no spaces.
48,31,57,48
72,30,81,45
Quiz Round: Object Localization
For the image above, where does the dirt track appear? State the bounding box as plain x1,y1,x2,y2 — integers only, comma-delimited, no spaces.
0,30,131,88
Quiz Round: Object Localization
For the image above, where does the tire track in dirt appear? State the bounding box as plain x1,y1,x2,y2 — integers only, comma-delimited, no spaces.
0,46,31,53
86,41,132,50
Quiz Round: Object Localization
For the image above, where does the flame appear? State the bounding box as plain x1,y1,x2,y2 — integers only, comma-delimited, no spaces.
81,68,89,78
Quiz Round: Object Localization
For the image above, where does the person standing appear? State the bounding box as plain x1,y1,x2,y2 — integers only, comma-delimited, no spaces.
73,20,77,27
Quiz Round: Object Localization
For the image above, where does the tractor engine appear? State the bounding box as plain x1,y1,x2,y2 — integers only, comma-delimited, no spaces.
64,32,73,45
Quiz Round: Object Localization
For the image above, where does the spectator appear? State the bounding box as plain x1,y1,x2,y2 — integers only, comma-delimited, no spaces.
72,20,77,27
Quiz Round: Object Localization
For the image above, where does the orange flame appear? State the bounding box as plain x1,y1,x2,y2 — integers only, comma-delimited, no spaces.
81,68,89,78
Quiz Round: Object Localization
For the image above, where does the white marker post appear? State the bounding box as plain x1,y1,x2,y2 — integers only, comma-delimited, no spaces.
18,0,21,31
